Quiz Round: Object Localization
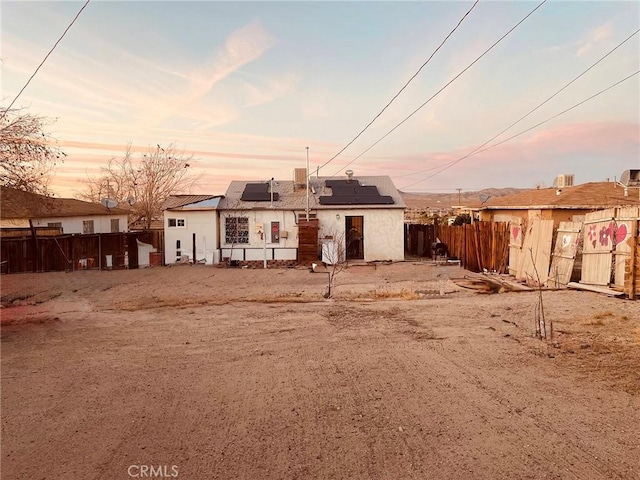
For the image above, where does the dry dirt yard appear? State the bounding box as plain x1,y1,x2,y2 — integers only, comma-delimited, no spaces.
1,261,639,480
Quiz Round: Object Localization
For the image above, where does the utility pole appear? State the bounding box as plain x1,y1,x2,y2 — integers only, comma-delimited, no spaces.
456,188,462,205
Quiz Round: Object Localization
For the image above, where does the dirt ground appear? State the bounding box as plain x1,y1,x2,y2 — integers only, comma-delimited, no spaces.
1,261,639,480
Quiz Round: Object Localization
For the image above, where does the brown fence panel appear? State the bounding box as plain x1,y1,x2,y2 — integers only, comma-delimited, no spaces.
38,236,73,272
1,231,160,274
1,238,35,273
433,222,509,273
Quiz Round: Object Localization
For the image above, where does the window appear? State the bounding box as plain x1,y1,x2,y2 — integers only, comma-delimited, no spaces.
168,218,185,228
47,222,62,228
110,219,120,233
225,216,249,244
83,220,94,234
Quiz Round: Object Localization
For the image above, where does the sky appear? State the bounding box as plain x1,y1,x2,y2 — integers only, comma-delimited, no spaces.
2,0,639,198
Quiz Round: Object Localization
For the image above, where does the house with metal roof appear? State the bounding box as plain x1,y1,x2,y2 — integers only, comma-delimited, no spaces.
162,194,223,265
0,186,129,235
217,170,406,265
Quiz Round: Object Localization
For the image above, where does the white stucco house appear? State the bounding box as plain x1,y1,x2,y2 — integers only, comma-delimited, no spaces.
0,187,129,234
162,194,223,265
217,170,406,265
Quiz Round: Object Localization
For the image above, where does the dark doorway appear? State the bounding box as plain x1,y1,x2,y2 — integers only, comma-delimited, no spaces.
346,216,364,260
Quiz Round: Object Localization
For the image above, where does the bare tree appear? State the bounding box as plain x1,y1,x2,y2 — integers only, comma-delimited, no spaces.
313,229,348,298
78,143,197,229
0,107,65,195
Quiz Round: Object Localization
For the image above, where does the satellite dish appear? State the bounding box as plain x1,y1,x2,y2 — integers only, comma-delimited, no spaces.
479,194,491,204
101,198,118,209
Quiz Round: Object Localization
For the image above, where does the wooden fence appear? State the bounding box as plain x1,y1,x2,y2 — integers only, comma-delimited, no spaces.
1,231,164,274
405,222,510,273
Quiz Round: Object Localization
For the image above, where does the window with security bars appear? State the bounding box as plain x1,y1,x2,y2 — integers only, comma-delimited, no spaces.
83,220,94,234
110,219,120,232
225,216,249,244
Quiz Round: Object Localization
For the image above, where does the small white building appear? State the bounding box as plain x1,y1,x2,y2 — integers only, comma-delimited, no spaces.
162,195,223,265
217,171,406,265
0,187,129,234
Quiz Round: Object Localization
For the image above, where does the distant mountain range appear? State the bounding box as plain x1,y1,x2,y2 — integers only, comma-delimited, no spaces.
400,188,523,209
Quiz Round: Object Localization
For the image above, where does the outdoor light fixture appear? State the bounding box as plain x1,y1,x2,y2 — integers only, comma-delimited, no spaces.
336,214,340,219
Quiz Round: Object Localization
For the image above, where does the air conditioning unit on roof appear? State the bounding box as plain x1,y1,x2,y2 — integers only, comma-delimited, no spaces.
554,174,574,188
620,169,640,187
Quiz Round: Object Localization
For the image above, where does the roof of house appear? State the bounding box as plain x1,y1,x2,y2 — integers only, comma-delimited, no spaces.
162,194,223,210
0,187,130,220
218,176,406,211
480,182,640,210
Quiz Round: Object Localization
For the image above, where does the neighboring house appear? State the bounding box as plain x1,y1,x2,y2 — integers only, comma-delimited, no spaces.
218,170,406,264
162,194,223,265
0,187,129,234
477,181,640,228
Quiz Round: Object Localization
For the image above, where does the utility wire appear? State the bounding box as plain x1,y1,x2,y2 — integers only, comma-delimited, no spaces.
400,70,640,190
314,0,481,175
394,27,640,180
331,0,547,177
0,0,91,121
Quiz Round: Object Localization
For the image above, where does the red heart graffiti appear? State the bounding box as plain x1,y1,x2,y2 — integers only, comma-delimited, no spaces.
616,224,628,244
512,227,520,240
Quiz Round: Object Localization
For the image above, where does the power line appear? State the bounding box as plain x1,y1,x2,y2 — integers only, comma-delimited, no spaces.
400,69,640,190
0,0,91,121
394,27,640,180
331,0,547,177
314,0,481,175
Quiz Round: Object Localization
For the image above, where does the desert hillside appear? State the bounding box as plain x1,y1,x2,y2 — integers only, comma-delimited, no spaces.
401,188,523,209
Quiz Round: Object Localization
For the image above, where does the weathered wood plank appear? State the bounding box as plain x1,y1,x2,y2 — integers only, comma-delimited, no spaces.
567,282,625,296
547,221,582,289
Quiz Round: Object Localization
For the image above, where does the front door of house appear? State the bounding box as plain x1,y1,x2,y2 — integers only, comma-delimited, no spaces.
346,216,364,260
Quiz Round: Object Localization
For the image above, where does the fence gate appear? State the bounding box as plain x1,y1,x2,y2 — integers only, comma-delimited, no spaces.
508,220,523,276
547,221,582,288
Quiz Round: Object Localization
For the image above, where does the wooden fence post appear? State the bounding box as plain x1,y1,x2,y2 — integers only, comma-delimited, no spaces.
627,220,638,300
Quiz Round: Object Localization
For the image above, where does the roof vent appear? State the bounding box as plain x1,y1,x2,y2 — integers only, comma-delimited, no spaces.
620,169,640,187
553,174,574,188
345,170,354,182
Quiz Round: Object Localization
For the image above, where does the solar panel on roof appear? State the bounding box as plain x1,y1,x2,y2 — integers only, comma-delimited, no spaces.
319,180,394,205
241,183,279,202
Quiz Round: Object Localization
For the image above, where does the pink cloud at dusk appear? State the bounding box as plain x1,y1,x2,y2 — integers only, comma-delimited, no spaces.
383,120,639,190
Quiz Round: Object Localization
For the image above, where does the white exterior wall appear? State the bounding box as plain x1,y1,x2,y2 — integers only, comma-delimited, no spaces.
164,210,219,265
316,208,405,262
220,210,298,261
31,215,128,234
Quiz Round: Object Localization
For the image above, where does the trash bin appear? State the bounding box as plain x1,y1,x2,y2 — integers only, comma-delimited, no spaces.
149,252,162,266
